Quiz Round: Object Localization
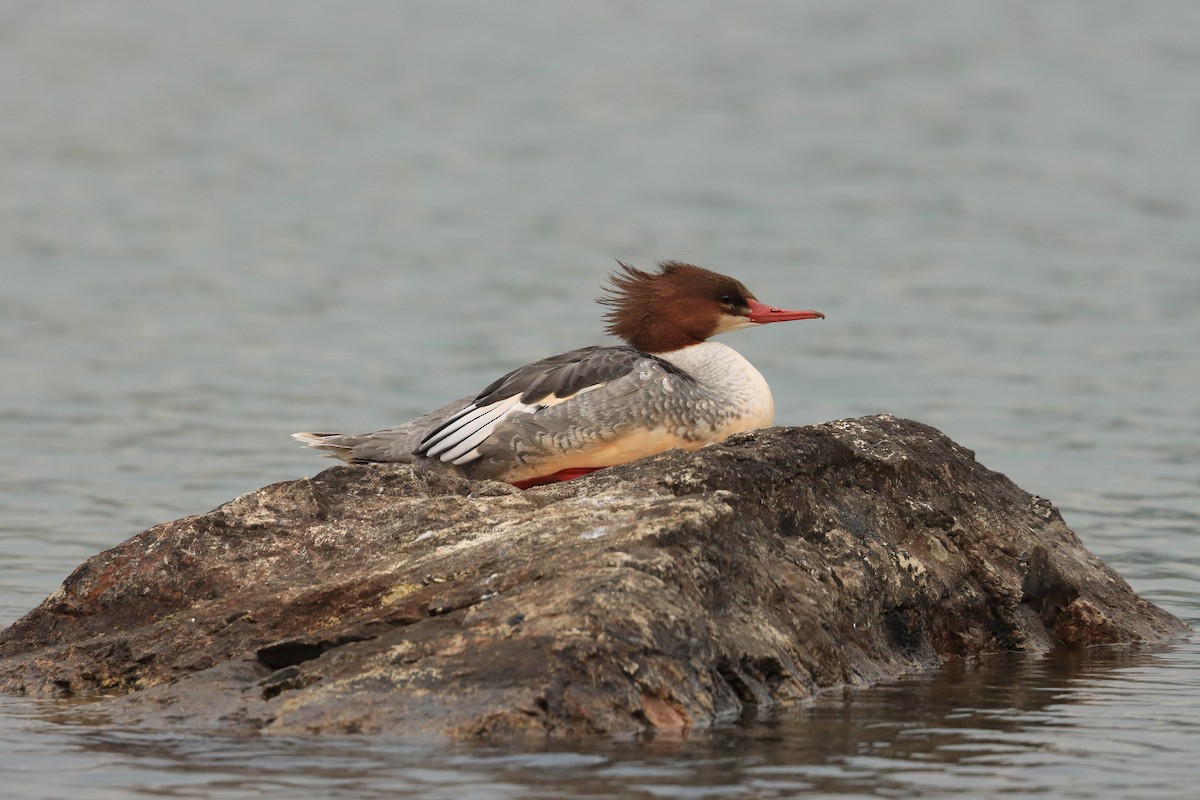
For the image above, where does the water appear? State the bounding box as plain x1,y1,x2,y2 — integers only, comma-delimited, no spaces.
1,1,1198,797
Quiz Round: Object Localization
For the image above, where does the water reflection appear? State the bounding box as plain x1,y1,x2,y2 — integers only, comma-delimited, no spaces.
5,641,1191,799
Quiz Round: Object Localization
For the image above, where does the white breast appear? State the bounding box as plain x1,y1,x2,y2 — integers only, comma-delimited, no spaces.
657,341,775,434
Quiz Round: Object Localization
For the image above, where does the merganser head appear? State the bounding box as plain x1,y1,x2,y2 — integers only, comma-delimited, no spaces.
599,260,824,353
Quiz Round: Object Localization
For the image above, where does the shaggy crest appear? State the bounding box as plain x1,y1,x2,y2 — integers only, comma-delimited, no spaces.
598,260,754,352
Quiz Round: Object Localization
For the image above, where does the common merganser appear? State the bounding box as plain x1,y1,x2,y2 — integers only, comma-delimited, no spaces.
293,261,823,488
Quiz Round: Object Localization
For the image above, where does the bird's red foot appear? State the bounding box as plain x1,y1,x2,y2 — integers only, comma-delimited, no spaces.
511,467,605,490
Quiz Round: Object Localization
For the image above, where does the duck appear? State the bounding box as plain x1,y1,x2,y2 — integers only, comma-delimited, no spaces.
293,260,823,488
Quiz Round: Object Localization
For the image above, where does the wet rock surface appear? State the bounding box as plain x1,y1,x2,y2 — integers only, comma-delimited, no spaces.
0,415,1186,738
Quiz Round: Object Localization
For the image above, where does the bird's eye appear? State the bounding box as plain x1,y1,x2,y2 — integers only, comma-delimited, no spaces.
719,294,736,305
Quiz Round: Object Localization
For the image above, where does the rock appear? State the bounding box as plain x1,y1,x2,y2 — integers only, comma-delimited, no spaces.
0,416,1186,738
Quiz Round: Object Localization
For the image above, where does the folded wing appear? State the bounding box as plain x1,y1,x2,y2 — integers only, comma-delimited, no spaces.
416,346,685,466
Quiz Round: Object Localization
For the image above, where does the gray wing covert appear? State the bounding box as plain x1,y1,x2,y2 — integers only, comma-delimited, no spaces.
416,346,691,465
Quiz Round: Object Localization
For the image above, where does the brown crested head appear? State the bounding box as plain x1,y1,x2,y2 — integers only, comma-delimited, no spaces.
598,260,761,353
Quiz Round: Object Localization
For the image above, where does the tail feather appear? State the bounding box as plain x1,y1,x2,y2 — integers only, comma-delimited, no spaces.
291,431,357,462
292,396,476,467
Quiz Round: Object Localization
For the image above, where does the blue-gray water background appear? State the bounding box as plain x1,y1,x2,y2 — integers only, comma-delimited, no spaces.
2,2,1198,797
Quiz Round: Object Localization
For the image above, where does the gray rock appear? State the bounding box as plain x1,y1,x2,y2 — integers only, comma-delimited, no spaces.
0,415,1186,738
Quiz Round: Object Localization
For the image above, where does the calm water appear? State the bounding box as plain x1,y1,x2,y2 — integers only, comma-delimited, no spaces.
2,1,1198,797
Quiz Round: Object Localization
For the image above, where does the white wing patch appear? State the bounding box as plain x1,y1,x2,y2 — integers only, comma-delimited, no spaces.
420,383,604,465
